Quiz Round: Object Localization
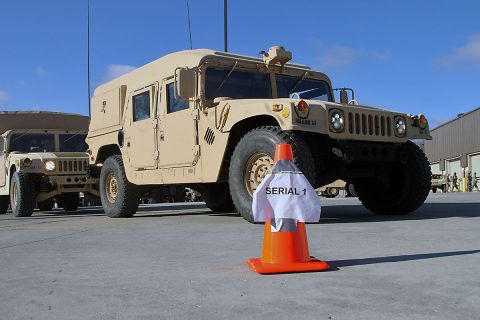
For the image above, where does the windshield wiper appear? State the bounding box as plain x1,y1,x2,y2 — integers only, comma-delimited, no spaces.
11,129,33,143
217,61,239,90
63,131,84,143
288,71,308,95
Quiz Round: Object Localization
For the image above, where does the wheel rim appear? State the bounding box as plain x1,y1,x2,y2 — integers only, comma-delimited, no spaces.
12,181,18,207
105,172,118,204
244,153,274,196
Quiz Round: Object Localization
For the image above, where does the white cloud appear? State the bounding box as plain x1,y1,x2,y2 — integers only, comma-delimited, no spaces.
316,43,391,68
435,34,480,69
35,66,49,76
0,90,11,102
102,64,136,83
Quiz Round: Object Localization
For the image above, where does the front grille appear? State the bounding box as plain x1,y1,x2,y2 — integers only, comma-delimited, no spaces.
347,111,392,137
58,160,88,173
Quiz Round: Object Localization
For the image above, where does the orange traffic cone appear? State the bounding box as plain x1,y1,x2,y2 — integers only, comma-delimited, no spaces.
247,144,330,274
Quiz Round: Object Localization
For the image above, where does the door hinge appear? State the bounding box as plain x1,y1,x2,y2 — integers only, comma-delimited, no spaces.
153,118,159,129
193,145,200,156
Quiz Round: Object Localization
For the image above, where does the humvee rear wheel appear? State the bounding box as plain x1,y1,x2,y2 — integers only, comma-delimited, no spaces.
229,126,315,223
0,195,9,214
10,172,35,217
355,141,431,215
100,155,140,218
62,193,79,212
202,183,235,212
38,198,54,211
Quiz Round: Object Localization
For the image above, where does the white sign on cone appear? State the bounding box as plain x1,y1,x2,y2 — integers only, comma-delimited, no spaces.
252,159,321,223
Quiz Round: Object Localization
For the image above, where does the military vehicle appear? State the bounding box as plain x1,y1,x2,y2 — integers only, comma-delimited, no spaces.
87,46,432,222
316,180,346,198
431,174,447,193
0,111,99,216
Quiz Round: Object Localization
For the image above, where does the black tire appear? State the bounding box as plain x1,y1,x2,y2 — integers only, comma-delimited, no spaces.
202,183,235,212
345,183,358,197
38,198,54,211
432,187,437,193
229,126,315,223
61,193,79,212
0,195,9,214
10,171,35,217
150,188,164,204
100,155,140,218
355,141,431,215
326,187,339,198
174,187,186,203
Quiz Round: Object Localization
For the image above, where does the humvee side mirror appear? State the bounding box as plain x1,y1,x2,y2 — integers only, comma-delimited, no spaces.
340,90,348,104
175,67,196,100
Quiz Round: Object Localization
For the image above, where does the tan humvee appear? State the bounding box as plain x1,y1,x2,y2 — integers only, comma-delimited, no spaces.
87,46,432,222
0,111,99,216
316,180,346,198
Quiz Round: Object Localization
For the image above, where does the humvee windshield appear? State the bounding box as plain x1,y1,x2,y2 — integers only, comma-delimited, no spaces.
205,67,271,100
204,66,332,101
276,74,331,101
10,133,55,153
59,134,88,152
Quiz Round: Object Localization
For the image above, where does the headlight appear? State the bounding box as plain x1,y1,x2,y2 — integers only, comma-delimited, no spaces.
394,117,407,137
330,110,344,132
44,160,56,171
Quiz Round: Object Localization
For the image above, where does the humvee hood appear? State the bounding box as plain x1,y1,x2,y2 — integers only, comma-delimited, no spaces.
25,152,88,160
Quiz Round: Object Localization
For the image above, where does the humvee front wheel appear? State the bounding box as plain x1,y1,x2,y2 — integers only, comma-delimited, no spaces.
10,172,36,217
355,141,431,215
325,187,339,198
229,126,315,223
0,195,9,214
62,193,79,212
100,155,140,218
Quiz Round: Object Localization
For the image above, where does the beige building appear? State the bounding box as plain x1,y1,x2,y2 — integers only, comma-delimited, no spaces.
424,106,480,191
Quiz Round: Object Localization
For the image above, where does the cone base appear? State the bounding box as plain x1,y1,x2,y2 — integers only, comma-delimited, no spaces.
247,256,330,274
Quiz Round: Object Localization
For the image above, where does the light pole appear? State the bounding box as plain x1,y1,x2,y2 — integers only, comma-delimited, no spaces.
224,0,228,52
87,0,91,117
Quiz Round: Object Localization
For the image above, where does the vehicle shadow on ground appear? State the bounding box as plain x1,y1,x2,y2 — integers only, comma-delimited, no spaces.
3,201,479,222
319,202,480,224
327,249,480,270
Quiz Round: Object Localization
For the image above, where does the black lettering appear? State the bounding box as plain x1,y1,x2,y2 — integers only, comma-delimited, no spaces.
266,187,271,195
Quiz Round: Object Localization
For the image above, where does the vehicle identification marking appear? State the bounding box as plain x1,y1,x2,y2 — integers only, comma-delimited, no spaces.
265,187,306,195
295,118,317,126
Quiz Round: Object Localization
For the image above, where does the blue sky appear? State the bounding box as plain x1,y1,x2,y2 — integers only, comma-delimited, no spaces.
0,0,479,127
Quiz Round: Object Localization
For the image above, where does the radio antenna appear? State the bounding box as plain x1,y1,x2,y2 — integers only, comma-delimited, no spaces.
87,0,91,117
186,0,193,50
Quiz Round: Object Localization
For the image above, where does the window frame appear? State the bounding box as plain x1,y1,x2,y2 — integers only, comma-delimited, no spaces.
166,82,190,114
132,90,152,122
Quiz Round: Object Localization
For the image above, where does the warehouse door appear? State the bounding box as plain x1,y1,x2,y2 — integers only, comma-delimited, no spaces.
470,153,480,175
447,158,462,176
430,162,441,174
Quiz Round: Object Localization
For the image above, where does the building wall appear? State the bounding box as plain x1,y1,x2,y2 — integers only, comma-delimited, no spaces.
424,107,480,174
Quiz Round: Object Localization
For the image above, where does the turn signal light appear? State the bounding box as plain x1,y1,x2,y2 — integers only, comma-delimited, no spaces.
23,158,32,167
297,100,309,113
418,114,428,129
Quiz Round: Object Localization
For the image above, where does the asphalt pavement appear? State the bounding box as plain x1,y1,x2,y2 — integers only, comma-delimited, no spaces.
0,192,479,320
